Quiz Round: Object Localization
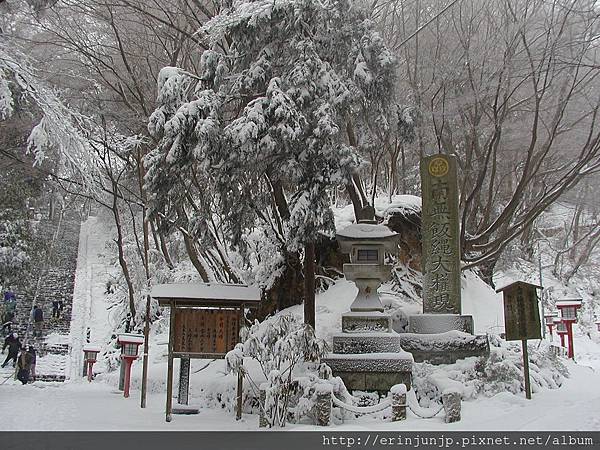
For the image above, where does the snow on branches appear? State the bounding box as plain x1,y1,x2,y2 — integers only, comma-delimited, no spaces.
145,0,397,256
225,314,330,426
0,40,99,186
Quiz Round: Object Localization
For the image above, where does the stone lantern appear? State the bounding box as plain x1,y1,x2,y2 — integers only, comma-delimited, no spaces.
544,311,559,338
555,319,568,348
555,299,582,359
117,333,144,398
83,344,101,382
324,221,413,393
336,222,399,314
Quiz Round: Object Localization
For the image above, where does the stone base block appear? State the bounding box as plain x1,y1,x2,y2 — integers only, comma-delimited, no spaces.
324,352,413,392
332,333,405,354
342,312,391,333
396,331,489,364
334,370,412,392
408,314,474,334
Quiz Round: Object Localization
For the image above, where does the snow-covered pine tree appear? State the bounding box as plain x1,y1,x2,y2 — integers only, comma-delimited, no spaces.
146,0,397,320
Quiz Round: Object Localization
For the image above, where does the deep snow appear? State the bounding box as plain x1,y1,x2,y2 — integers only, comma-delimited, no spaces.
1,212,600,431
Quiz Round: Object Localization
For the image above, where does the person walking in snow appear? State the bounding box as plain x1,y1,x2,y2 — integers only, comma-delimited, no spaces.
28,346,37,382
16,349,33,384
2,310,14,336
51,300,60,320
32,305,44,338
1,332,21,368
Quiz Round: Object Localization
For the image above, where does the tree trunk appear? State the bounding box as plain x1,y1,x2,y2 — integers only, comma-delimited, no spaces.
477,256,498,288
182,230,210,282
111,183,136,321
304,241,316,329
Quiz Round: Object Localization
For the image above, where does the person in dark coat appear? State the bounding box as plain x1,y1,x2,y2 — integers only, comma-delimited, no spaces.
28,346,37,381
1,333,21,368
51,300,60,319
16,349,33,384
2,310,14,335
32,305,44,337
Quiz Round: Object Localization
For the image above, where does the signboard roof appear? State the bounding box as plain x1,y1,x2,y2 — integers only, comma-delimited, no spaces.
498,281,542,341
152,283,261,307
495,280,543,293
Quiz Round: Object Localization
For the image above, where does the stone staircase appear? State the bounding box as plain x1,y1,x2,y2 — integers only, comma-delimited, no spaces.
9,212,81,383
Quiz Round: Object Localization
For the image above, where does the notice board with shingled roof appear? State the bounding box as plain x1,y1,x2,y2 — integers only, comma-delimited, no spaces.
151,282,261,422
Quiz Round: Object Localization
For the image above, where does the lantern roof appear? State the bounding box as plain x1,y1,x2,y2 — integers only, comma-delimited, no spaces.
83,344,101,353
495,280,542,294
117,333,145,345
337,223,397,240
544,311,558,318
555,299,583,308
552,317,562,324
336,222,398,253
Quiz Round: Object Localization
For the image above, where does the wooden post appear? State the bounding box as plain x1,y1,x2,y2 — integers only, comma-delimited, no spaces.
123,359,132,398
315,388,332,426
442,391,462,423
165,302,175,422
522,339,532,399
566,322,575,359
118,357,125,390
141,293,151,408
178,357,190,405
391,384,407,421
236,305,243,421
236,366,243,420
258,388,268,428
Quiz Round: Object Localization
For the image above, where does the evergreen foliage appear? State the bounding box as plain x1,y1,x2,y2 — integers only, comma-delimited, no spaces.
146,0,397,256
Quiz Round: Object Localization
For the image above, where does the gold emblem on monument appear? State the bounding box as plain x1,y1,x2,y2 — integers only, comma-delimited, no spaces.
428,157,449,177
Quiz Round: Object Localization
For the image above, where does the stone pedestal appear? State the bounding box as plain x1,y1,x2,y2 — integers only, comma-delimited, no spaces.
328,221,413,393
325,313,413,393
408,314,473,334
396,331,489,364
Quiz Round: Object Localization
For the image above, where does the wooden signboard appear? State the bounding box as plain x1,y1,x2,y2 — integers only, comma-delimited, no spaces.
497,281,542,341
496,281,542,400
173,308,240,356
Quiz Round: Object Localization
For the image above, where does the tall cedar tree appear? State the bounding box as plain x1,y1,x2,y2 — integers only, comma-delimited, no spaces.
145,0,396,324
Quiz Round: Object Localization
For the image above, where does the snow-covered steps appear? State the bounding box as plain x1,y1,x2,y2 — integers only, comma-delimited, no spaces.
35,374,66,382
41,342,70,355
34,352,68,383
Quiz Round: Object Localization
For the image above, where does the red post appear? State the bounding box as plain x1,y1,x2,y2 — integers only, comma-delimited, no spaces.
87,361,94,382
546,324,553,338
566,321,575,359
559,333,565,347
123,358,133,398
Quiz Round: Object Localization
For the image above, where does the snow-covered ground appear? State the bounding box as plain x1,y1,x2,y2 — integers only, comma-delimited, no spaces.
1,357,599,430
2,212,600,431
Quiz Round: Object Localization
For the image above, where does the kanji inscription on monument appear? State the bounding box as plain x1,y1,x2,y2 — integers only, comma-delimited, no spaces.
420,154,461,314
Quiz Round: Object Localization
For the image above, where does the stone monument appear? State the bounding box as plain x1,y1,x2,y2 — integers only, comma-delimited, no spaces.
399,154,489,363
324,220,413,392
